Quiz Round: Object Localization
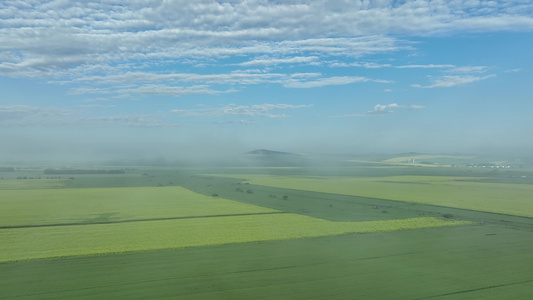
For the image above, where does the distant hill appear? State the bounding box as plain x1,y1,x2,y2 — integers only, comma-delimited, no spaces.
246,149,298,156
244,149,304,166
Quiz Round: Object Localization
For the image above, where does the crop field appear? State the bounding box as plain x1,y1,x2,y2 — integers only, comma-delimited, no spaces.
0,186,277,227
216,174,533,218
0,185,469,262
0,214,468,263
1,165,533,299
2,224,533,299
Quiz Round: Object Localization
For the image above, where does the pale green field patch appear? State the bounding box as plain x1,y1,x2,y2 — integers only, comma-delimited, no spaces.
0,186,277,227
0,216,470,263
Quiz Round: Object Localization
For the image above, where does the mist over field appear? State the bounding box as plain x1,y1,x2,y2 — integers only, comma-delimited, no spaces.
2,122,532,165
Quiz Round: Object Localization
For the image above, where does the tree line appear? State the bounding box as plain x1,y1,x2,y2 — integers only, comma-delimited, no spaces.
43,169,125,175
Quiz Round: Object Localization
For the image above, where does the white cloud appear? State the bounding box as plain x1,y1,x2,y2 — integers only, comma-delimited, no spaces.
446,66,489,73
214,120,258,125
397,64,456,69
171,103,312,118
78,104,117,108
0,105,73,120
374,103,399,111
361,103,400,116
87,115,176,128
333,102,423,117
72,71,288,85
283,76,372,88
0,105,175,127
412,74,496,88
114,84,235,97
82,97,112,103
66,71,385,95
68,87,114,95
1,1,530,81
328,61,392,68
238,56,319,66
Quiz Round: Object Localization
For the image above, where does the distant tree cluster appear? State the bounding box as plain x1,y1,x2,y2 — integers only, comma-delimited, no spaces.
0,167,15,172
44,169,125,175
16,176,62,179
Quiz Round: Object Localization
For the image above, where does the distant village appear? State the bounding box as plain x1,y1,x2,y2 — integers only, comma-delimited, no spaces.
403,159,525,169
464,163,523,169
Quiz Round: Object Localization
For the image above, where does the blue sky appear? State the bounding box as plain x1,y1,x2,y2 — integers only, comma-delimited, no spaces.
1,0,533,162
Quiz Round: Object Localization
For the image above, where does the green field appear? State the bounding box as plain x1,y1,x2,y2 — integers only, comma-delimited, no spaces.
1,165,533,299
0,214,467,263
217,174,533,218
0,186,277,227
0,186,468,262
2,225,532,299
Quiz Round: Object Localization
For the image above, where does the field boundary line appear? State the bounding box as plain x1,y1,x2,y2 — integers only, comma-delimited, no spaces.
0,211,288,230
421,279,533,299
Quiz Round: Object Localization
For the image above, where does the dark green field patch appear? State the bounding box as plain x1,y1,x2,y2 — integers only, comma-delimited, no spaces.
176,176,533,230
1,225,532,299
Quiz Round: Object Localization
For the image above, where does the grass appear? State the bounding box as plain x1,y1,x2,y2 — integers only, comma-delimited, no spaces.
0,214,469,263
218,174,533,218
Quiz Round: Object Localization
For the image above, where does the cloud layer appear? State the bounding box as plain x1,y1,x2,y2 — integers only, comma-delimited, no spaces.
1,0,532,159
1,0,531,83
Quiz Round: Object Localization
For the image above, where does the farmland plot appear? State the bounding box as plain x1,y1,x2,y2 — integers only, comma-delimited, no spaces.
1,224,532,299
1,167,530,299
0,212,469,262
218,174,533,218
0,186,277,227
0,184,470,263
